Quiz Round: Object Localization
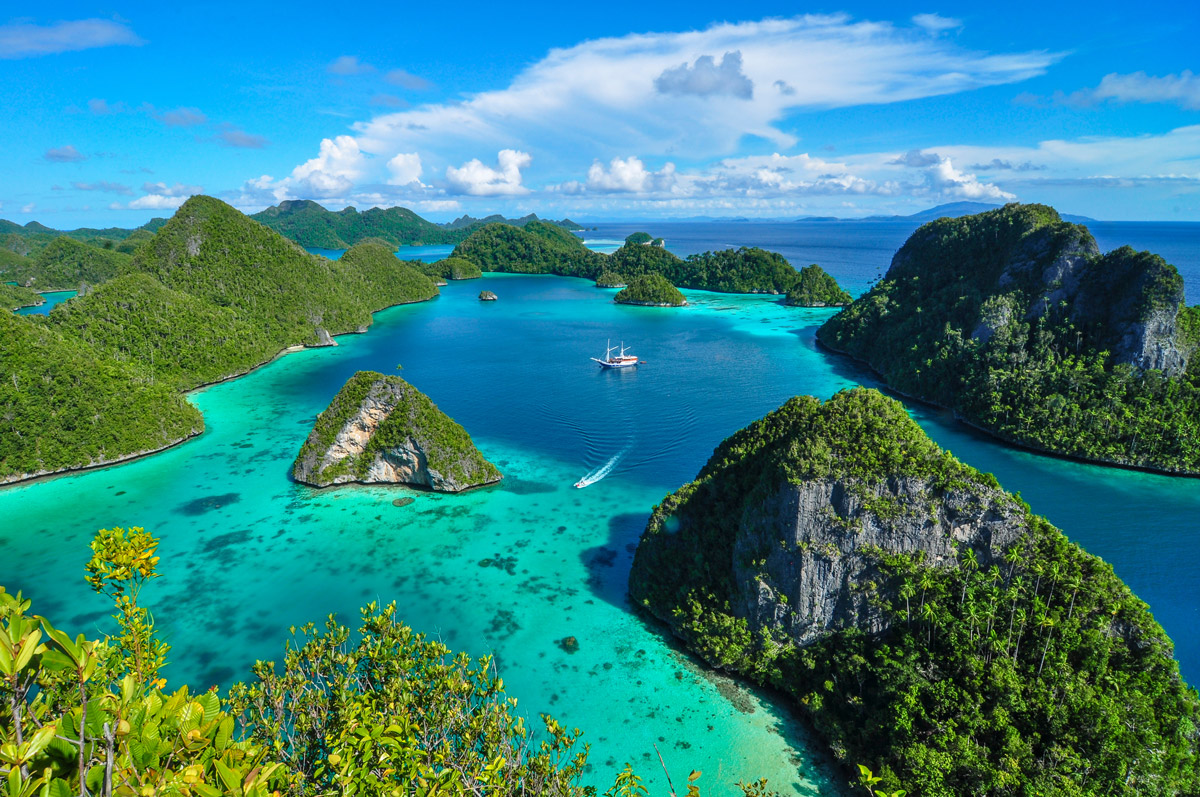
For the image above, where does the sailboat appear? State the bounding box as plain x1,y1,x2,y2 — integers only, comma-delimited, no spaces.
591,340,640,368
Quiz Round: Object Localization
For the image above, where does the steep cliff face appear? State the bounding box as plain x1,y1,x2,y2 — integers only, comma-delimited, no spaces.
293,371,501,492
817,203,1200,474
728,474,1025,647
629,388,1199,795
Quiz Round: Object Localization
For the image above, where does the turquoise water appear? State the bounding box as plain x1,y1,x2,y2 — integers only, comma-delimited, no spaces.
4,271,1200,795
13,290,77,315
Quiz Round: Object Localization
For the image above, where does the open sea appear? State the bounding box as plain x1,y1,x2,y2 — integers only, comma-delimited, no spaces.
3,219,1199,796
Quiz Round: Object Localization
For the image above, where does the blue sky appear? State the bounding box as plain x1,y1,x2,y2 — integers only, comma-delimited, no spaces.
3,1,1199,227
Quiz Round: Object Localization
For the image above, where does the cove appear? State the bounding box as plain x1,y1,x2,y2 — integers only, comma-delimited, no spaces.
2,274,1198,795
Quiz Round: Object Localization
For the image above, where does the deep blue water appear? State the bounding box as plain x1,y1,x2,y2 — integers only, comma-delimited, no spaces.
3,219,1200,794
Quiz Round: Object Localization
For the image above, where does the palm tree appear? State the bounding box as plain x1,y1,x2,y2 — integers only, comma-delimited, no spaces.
1004,546,1022,583
1037,615,1057,678
918,572,934,613
960,548,979,606
898,580,916,626
921,601,937,644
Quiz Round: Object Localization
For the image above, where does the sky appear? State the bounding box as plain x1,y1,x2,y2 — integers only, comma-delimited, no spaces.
2,1,1199,227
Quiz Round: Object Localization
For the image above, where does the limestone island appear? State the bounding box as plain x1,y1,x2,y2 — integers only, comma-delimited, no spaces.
614,274,686,307
630,387,1199,795
594,270,627,288
423,256,482,281
818,202,1200,474
292,370,501,492
784,263,852,307
479,290,498,301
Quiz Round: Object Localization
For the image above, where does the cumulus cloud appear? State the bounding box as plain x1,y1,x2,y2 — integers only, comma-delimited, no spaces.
290,136,367,196
218,125,269,148
912,13,962,33
560,157,678,194
655,51,753,99
0,18,144,59
1090,71,1200,110
72,181,132,195
446,150,532,196
328,55,374,75
21,203,35,214
924,158,1015,200
112,182,203,211
45,145,86,163
385,69,433,90
386,152,423,186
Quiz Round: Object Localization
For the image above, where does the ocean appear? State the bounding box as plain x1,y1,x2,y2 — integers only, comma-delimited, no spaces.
3,218,1199,796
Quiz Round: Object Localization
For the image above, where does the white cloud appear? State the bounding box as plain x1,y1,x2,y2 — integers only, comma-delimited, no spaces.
142,182,203,197
290,136,367,196
73,181,133,195
350,13,1060,179
124,194,189,210
446,150,531,196
561,157,678,194
924,158,1015,200
912,13,962,33
655,51,753,99
1091,71,1200,111
0,19,144,59
386,152,423,185
21,203,35,214
88,98,127,115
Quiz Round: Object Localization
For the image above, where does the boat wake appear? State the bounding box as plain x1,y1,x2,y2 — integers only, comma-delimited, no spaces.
574,447,629,488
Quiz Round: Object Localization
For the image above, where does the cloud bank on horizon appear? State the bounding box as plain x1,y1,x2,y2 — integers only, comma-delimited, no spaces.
6,8,1200,222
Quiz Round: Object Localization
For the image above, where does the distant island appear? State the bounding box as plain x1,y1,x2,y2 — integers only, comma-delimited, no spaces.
631,387,1200,795
818,203,1200,475
292,370,501,492
784,264,852,307
249,200,581,249
614,274,686,306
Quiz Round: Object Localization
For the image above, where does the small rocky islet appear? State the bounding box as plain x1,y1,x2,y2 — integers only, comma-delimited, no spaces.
292,370,502,492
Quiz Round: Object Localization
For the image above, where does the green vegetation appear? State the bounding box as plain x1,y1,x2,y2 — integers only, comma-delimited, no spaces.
0,311,203,482
631,387,1200,796
6,237,131,290
818,203,1200,473
420,256,483,280
786,264,852,306
674,248,805,294
625,231,653,245
595,270,627,288
3,196,442,484
614,274,686,306
250,200,470,249
0,282,41,311
0,526,600,797
330,241,439,307
293,371,501,490
452,222,606,279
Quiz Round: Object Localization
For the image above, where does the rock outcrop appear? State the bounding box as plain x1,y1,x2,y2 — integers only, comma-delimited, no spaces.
478,290,498,301
629,387,1200,795
292,371,501,491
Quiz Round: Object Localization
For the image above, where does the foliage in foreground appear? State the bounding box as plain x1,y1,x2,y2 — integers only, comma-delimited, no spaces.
2,527,794,797
631,387,1200,796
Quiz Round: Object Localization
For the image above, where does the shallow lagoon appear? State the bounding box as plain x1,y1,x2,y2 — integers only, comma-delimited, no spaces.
3,272,1198,796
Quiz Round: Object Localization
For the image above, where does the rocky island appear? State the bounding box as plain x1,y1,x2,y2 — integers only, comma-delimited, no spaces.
785,264,852,307
818,203,1200,474
630,387,1199,795
614,274,686,306
293,370,502,491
